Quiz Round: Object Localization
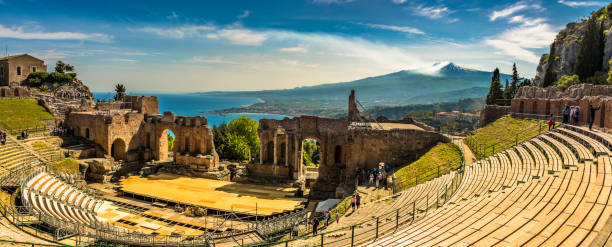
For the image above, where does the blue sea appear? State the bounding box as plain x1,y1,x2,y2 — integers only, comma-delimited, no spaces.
93,92,287,127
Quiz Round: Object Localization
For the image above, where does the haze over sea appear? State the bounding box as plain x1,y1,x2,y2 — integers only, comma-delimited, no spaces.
93,92,286,127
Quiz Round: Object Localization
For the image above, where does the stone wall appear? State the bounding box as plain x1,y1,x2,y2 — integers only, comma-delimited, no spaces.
246,163,290,178
0,54,47,86
66,96,219,170
479,105,510,127
257,91,448,198
510,84,612,129
0,86,30,97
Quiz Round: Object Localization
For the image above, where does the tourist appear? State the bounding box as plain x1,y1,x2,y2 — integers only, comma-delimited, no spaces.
292,224,299,237
589,104,600,131
356,193,361,209
562,105,570,124
1,137,5,145
369,172,374,185
573,107,581,126
376,172,382,189
569,107,575,125
312,216,320,235
351,194,356,211
547,114,555,131
335,211,339,224
324,210,330,226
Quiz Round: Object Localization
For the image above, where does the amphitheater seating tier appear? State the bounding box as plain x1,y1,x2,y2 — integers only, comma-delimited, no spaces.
366,126,612,247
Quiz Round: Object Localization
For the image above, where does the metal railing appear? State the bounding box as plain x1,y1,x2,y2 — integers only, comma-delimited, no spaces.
465,114,551,159
246,170,464,247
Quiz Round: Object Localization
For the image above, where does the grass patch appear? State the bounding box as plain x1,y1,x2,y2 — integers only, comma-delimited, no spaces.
464,116,546,159
394,142,463,191
0,99,53,134
50,158,79,175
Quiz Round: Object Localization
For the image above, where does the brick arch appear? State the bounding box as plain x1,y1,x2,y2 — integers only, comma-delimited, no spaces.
111,138,127,161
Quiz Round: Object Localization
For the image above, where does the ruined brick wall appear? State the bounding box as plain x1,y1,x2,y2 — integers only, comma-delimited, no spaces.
478,105,509,127
0,86,30,97
67,97,218,167
510,84,612,129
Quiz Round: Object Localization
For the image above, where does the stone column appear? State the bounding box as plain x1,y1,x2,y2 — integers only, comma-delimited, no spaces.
285,134,289,167
273,133,278,165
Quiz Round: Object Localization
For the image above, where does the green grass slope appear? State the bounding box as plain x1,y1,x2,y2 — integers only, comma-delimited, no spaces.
464,116,547,159
394,142,463,190
0,99,54,134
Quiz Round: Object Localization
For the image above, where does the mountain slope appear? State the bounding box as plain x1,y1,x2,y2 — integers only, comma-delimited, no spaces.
202,62,509,108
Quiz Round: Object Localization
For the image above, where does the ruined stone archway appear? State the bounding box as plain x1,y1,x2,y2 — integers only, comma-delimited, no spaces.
111,138,127,161
157,129,177,161
265,141,274,164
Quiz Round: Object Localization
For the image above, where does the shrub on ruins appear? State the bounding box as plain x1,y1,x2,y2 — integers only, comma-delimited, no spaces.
168,135,175,152
583,71,607,85
556,74,580,90
48,72,75,84
26,72,48,87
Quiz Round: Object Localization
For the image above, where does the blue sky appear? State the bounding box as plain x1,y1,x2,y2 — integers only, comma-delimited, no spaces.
0,0,606,92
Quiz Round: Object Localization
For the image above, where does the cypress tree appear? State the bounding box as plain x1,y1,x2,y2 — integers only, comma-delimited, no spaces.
486,68,503,105
542,43,557,87
575,17,604,80
510,63,520,98
503,78,510,100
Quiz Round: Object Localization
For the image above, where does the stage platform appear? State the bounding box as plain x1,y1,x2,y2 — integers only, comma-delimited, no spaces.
119,173,305,216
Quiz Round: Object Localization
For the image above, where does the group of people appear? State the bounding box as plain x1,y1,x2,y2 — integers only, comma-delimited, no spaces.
20,129,29,140
306,209,339,236
52,122,73,137
56,90,87,100
356,164,391,190
562,104,601,130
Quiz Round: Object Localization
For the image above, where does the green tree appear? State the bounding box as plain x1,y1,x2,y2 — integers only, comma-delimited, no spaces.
114,84,126,101
542,43,557,87
509,63,520,98
503,78,510,100
556,74,580,90
607,58,612,85
168,135,175,152
520,79,532,87
228,116,259,157
302,139,320,166
574,17,605,80
54,60,75,73
486,68,503,105
222,133,250,161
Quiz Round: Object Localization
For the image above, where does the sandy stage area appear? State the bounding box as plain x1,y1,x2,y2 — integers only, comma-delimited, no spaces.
119,173,305,216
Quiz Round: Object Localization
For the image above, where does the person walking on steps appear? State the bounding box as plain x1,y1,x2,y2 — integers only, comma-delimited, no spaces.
562,105,570,124
547,114,555,131
573,107,581,126
312,216,320,235
589,104,600,131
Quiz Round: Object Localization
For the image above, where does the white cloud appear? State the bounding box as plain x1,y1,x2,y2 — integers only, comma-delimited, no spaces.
447,18,460,23
508,15,546,26
215,28,267,46
489,2,543,21
114,51,148,56
361,23,425,34
278,59,319,68
485,22,558,63
104,58,137,62
411,5,452,19
392,0,406,4
280,44,309,53
558,0,607,7
166,11,179,20
189,56,238,64
0,25,113,43
134,25,215,39
32,50,69,59
238,10,251,19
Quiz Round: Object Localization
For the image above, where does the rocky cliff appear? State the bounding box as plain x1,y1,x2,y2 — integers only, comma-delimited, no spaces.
534,6,612,85
514,84,612,99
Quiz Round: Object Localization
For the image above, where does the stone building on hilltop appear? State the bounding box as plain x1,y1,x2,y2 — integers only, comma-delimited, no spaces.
0,54,47,86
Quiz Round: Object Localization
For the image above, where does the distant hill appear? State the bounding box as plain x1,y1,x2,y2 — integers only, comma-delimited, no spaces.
201,62,509,108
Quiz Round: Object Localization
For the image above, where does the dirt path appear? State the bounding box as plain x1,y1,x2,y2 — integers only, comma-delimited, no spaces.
453,138,476,166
